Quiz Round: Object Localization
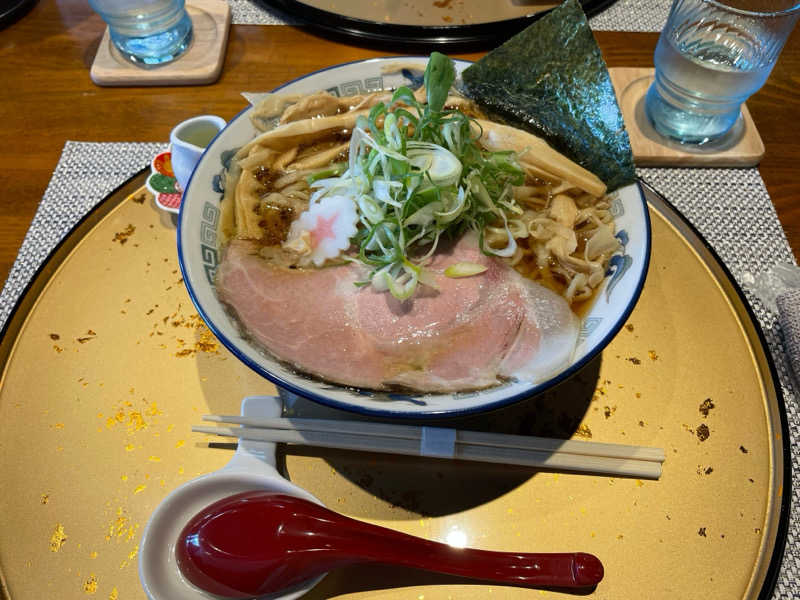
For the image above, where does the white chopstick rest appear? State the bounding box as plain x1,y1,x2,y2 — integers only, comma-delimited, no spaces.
420,426,457,458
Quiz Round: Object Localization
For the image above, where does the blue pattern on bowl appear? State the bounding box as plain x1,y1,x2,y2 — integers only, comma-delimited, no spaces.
177,57,651,418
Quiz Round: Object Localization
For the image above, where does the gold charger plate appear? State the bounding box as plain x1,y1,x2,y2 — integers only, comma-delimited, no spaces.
0,171,790,599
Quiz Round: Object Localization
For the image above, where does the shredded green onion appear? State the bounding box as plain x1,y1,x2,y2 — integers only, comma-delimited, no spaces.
308,52,526,300
444,262,489,278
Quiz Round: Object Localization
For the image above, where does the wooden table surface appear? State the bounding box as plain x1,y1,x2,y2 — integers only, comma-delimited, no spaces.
1,0,799,288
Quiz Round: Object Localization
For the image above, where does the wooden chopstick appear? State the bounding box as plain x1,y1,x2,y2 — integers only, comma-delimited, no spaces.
203,415,665,461
194,416,664,479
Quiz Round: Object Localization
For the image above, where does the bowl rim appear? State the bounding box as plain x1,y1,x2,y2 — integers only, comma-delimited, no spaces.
177,56,652,419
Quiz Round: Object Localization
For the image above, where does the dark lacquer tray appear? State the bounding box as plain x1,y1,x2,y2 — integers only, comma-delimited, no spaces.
259,0,619,50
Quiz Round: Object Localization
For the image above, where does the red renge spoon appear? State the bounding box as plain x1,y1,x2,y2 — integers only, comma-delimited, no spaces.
176,491,604,598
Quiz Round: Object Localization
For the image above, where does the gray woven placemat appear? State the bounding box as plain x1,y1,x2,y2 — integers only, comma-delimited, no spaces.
0,142,797,598
228,0,672,31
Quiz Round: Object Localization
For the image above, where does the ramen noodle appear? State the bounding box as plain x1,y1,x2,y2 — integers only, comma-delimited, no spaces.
217,79,619,307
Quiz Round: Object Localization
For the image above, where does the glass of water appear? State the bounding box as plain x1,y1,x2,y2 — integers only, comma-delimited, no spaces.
89,0,193,66
645,0,800,145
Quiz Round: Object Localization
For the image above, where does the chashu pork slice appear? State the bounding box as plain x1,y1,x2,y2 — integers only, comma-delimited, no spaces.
216,233,579,393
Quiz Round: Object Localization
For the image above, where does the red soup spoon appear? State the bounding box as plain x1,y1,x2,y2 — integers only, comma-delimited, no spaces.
176,491,604,598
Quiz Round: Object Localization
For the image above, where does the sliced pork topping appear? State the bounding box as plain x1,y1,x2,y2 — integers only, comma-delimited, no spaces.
216,234,579,392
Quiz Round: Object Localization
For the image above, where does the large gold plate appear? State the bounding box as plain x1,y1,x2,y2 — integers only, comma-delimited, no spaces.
0,172,787,599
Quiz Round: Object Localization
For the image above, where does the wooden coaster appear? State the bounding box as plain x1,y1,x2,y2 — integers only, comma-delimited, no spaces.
90,0,231,87
609,67,765,167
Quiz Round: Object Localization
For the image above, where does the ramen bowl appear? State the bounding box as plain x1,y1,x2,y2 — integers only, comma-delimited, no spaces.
177,56,651,418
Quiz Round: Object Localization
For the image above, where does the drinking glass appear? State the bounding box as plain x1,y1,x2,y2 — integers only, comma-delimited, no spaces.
644,0,800,145
89,0,193,66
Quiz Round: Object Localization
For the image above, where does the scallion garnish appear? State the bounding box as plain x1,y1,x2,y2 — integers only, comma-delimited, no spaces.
307,52,526,300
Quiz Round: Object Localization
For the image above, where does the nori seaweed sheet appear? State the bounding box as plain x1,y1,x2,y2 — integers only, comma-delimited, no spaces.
461,0,636,192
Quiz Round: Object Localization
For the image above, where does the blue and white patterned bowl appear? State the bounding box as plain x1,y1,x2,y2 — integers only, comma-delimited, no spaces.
177,56,651,418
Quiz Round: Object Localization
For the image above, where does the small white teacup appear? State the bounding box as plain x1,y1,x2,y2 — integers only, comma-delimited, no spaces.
169,115,227,192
